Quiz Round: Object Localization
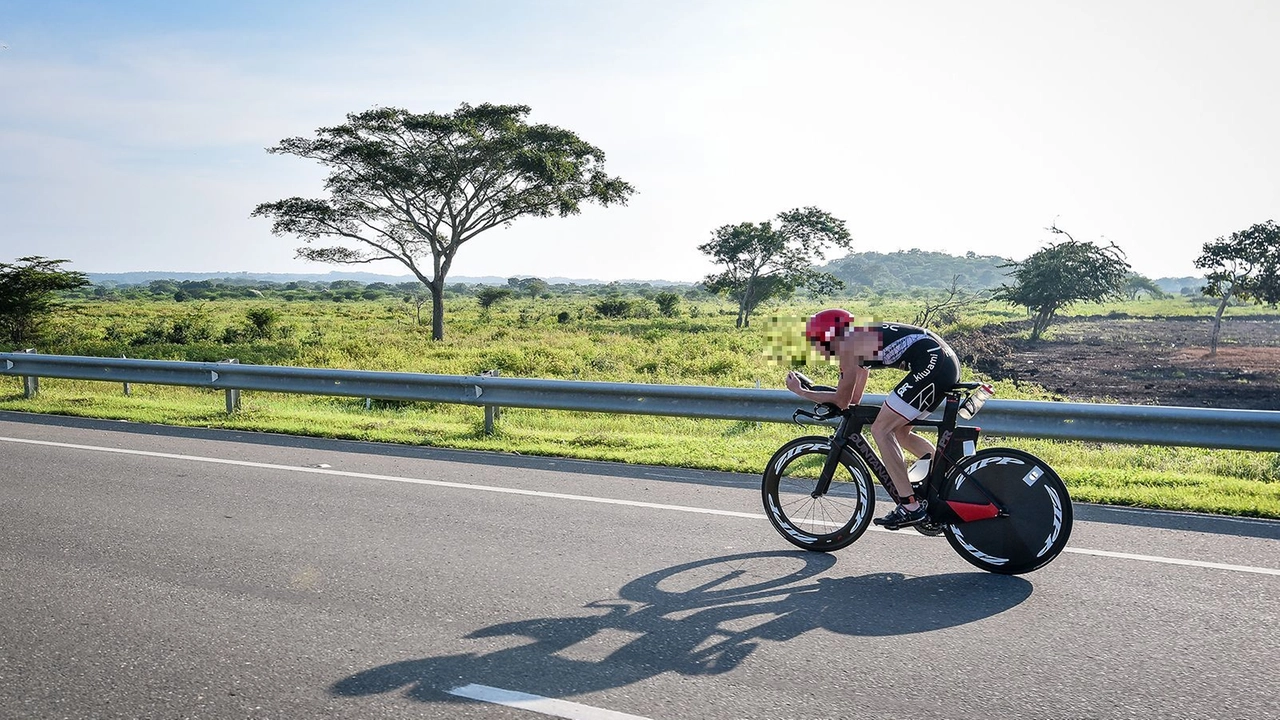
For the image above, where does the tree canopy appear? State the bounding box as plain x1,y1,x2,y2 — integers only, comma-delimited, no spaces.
699,207,852,328
993,228,1130,341
252,102,635,340
1194,220,1280,354
0,256,90,345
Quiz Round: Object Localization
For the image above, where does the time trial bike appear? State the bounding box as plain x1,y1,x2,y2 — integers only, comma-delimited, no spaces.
762,377,1072,575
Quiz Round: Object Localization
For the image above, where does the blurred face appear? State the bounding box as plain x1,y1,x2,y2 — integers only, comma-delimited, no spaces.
813,338,836,358
827,326,878,358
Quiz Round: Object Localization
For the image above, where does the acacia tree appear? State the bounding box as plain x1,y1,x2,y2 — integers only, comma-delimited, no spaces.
0,256,90,345
476,286,514,312
994,227,1130,341
1123,273,1167,301
699,207,852,328
252,103,634,340
1195,220,1280,355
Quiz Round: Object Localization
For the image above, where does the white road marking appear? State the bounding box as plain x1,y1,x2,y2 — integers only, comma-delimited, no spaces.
3,435,1278,577
1057,547,1280,575
448,683,652,720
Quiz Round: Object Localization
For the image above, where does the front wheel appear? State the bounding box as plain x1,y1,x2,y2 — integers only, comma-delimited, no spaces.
940,448,1073,574
762,436,876,552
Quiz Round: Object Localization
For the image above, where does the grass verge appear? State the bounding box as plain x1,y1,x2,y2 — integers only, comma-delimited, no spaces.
3,378,1277,519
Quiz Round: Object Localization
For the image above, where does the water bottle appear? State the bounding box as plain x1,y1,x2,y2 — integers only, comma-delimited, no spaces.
908,456,932,484
958,383,994,420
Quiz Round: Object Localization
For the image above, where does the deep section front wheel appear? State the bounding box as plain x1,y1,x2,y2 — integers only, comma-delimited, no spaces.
761,436,875,552
940,448,1073,574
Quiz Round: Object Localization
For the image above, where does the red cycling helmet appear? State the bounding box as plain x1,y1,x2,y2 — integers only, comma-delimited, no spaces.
805,308,854,346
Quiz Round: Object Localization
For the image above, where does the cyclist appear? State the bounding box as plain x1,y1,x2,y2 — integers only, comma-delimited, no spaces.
784,309,961,529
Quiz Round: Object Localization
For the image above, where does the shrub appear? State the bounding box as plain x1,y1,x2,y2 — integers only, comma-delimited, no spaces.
477,287,514,310
245,306,282,340
654,291,681,317
595,297,632,318
132,313,215,345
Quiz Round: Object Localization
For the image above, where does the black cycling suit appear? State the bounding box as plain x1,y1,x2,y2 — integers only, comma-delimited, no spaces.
861,323,961,418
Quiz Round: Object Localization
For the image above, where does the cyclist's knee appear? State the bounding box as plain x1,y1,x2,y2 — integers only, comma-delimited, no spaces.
870,414,902,444
872,408,907,432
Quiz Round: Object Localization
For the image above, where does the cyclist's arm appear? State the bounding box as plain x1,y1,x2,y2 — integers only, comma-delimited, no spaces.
843,363,869,406
785,364,867,408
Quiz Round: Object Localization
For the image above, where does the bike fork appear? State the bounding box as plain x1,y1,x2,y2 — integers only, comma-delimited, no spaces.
812,437,846,498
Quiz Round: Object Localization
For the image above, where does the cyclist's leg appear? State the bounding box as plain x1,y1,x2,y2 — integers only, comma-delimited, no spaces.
870,404,931,529
895,424,935,460
872,345,958,527
870,401,918,500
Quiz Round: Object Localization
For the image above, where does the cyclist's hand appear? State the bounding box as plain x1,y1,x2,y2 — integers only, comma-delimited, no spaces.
785,371,804,395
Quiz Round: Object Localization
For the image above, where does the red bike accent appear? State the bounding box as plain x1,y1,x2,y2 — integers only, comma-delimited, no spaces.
947,500,1000,522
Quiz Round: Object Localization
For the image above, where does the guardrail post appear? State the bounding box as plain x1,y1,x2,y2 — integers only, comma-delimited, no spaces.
20,348,38,398
218,358,240,413
479,369,501,435
122,355,131,396
754,378,762,429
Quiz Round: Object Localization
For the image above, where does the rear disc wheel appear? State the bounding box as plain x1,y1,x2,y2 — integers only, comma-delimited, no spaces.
941,448,1073,574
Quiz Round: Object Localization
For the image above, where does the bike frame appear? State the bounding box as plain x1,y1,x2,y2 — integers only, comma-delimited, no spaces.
806,391,1007,526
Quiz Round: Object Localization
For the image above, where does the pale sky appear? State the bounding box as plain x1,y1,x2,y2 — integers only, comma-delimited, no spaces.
2,0,1277,281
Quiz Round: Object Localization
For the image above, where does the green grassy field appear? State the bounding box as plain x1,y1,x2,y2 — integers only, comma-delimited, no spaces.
5,294,1279,518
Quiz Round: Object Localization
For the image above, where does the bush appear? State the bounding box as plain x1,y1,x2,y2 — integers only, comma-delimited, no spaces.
245,306,282,340
654,291,681,317
595,297,632,318
133,313,216,345
622,300,654,319
477,287,514,310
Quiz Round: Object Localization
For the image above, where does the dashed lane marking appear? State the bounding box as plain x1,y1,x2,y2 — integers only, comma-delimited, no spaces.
448,683,652,720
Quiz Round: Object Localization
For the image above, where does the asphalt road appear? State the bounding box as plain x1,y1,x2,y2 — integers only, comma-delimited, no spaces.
1,411,1277,720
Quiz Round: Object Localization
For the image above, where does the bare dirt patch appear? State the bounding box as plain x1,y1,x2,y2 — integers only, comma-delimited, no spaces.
954,317,1280,410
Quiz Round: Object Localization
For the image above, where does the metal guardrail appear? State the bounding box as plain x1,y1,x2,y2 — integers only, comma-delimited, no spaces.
3,352,1280,452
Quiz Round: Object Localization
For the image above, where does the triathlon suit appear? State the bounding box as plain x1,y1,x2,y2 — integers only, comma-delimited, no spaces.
860,323,961,421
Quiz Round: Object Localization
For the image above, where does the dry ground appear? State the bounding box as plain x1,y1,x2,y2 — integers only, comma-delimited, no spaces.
956,316,1280,410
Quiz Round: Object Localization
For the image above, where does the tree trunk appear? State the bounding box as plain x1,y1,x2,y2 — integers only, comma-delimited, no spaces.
1030,309,1051,341
430,283,446,341
1210,287,1232,356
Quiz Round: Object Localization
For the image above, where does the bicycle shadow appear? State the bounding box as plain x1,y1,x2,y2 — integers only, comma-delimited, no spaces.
331,551,1032,704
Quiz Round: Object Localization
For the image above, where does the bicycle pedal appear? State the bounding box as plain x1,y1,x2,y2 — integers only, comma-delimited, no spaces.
913,521,945,537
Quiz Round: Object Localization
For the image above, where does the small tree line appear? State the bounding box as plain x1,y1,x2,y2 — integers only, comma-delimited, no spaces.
6,98,1278,351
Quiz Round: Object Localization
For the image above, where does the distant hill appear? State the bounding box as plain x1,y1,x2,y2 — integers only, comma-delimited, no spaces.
87,270,693,287
821,249,1013,292
85,257,1200,294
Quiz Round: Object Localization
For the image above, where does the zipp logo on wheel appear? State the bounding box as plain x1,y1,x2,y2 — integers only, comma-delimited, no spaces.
773,443,826,475
963,456,1025,473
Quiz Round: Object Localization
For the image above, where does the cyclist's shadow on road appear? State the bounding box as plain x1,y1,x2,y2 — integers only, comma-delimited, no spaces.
332,551,1032,704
